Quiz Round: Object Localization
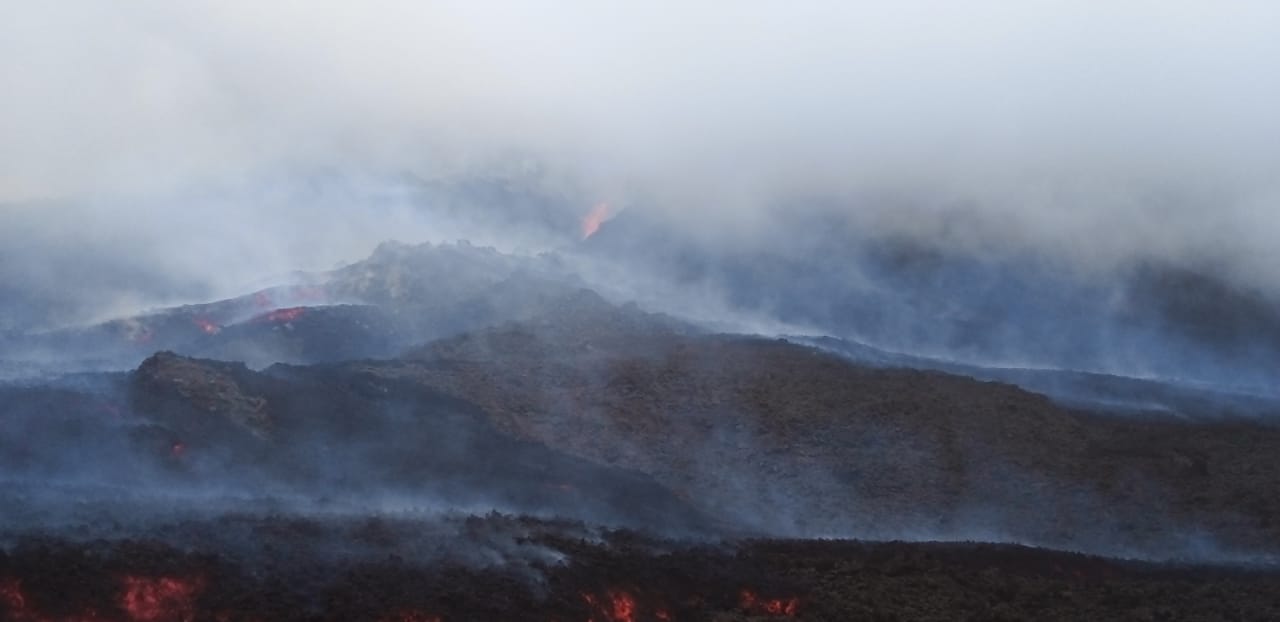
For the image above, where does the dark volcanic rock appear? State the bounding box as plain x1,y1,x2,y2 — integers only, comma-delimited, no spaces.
1,517,1278,621
123,352,714,533
373,302,1280,558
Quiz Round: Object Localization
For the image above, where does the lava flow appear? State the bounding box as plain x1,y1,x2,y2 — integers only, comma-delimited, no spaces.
192,317,221,335
253,307,306,324
581,590,637,622
581,202,611,239
739,589,799,617
119,575,202,622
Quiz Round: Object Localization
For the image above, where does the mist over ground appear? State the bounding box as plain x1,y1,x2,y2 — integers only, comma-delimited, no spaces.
4,1,1279,318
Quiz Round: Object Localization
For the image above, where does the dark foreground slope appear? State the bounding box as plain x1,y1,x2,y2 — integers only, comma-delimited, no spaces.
2,516,1279,622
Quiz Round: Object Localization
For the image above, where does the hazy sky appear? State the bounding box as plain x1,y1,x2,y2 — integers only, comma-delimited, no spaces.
3,1,1280,313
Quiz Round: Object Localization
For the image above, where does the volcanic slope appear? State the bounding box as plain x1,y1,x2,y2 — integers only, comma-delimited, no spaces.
0,349,712,537
311,288,1280,559
0,240,589,372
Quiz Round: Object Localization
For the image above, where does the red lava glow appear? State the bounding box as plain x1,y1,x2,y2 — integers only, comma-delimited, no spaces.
253,291,274,310
0,578,26,610
170,442,186,458
581,202,611,239
2,577,106,621
581,590,638,622
255,307,306,324
739,589,799,617
192,317,221,335
120,575,202,622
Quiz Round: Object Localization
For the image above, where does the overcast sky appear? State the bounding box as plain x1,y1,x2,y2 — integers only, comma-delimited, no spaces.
3,1,1280,311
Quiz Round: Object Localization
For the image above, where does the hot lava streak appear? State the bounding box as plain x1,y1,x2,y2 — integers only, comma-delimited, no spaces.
253,307,306,324
739,589,799,617
581,202,612,240
581,590,638,622
192,317,221,335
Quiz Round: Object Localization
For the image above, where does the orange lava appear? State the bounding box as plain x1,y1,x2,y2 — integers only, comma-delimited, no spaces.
120,575,202,622
581,590,638,622
739,589,798,617
193,318,221,335
256,307,306,324
581,203,611,239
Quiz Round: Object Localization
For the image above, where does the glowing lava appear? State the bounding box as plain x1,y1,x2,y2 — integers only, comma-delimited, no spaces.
120,575,202,622
581,590,638,622
581,202,612,239
254,307,306,324
3,576,108,621
192,317,221,335
739,589,799,617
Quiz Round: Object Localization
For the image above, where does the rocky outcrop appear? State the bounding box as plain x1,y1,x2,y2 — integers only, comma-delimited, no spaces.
133,351,273,438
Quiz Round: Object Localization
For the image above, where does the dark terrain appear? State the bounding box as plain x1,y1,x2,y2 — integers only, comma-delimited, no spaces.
4,518,1280,622
3,239,1280,620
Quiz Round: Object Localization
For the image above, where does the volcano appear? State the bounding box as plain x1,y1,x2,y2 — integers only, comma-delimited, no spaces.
2,240,1279,620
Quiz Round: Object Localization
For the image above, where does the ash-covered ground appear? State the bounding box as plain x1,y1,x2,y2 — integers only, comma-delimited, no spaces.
3,239,1280,621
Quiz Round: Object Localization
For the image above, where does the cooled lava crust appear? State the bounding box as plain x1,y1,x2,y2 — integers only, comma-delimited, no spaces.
2,515,1279,622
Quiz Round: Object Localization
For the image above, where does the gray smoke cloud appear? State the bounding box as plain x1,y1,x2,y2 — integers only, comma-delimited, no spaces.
3,1,1280,326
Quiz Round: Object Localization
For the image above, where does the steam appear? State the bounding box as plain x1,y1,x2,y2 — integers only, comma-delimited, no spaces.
3,2,1279,304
